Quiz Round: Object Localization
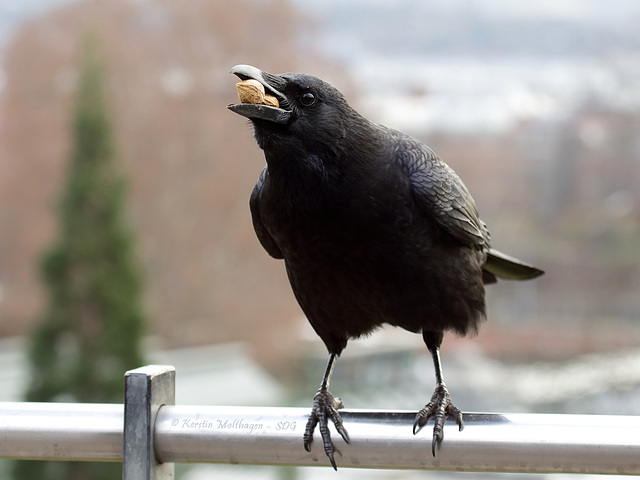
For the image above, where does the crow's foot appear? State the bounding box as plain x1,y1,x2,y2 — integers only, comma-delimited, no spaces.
413,384,463,456
303,389,350,470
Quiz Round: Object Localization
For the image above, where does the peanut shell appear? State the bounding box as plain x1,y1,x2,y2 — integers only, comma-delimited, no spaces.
236,79,279,107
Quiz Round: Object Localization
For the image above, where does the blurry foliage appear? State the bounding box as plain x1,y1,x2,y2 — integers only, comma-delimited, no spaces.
13,35,144,480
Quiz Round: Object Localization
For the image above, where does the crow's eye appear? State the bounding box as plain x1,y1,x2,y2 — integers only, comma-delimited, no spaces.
300,91,316,106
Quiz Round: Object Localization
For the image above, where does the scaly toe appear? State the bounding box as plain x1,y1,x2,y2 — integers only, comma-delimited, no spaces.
413,384,463,456
303,389,349,469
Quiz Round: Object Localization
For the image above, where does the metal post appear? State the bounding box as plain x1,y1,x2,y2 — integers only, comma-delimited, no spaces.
123,365,176,480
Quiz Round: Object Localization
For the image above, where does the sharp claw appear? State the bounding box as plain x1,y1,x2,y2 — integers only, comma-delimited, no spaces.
412,415,422,435
454,410,464,431
328,451,337,471
414,384,462,456
304,389,349,469
327,407,350,444
338,425,351,444
412,402,434,435
303,413,318,452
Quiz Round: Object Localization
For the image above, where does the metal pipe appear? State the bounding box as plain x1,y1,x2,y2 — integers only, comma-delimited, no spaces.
154,406,640,474
2,402,640,474
0,402,123,462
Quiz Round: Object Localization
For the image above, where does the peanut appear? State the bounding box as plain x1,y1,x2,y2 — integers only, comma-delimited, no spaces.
236,79,279,108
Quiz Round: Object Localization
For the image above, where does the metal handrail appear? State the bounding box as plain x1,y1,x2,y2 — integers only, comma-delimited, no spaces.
1,365,639,477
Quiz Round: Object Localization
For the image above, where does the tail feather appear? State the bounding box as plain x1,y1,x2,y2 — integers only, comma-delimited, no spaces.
483,249,544,281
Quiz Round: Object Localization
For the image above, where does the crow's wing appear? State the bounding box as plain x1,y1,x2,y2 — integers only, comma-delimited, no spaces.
395,134,489,248
250,166,284,259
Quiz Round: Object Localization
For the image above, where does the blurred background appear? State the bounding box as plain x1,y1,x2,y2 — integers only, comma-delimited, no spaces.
1,0,640,479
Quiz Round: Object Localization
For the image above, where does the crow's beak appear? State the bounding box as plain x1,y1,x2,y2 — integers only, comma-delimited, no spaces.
228,65,292,124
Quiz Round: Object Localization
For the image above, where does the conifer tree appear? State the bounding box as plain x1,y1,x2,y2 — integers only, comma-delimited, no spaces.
14,36,145,480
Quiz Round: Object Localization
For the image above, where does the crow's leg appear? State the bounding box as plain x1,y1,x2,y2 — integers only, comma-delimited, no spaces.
413,331,464,456
303,352,350,470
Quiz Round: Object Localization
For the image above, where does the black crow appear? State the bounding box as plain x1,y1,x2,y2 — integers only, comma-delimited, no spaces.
228,64,543,469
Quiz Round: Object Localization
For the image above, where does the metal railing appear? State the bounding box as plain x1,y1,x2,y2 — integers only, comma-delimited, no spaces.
1,365,639,478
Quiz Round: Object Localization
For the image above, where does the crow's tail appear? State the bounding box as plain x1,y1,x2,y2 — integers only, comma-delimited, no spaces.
483,249,544,282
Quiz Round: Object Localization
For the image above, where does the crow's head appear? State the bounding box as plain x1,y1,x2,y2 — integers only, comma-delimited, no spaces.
228,65,357,157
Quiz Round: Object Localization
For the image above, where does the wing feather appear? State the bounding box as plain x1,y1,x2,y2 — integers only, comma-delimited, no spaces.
394,134,489,248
